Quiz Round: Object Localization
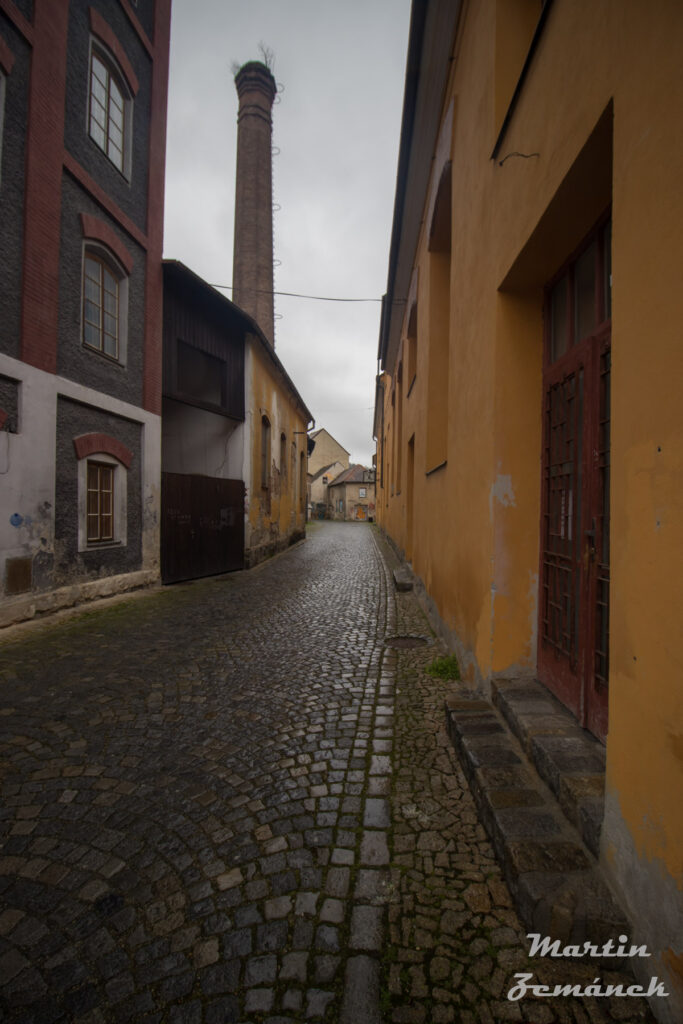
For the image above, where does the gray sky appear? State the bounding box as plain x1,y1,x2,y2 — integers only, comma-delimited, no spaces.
163,0,412,467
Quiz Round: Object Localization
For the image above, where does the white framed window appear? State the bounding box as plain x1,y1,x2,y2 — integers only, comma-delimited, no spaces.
88,45,132,177
359,487,367,497
82,246,129,363
78,454,127,550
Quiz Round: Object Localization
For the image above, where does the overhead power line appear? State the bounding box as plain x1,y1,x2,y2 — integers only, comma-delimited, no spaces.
211,284,381,303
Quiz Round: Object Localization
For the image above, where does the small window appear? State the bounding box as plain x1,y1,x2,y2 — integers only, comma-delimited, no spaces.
574,240,597,343
322,475,328,485
261,416,271,489
87,461,114,542
549,275,569,362
83,251,124,360
280,433,287,478
299,451,305,510
546,220,611,366
177,341,224,407
359,487,366,498
89,49,128,174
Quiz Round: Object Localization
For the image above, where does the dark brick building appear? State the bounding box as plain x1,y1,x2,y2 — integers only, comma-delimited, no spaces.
0,0,171,626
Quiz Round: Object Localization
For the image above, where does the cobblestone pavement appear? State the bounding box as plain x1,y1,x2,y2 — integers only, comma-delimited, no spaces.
0,523,657,1024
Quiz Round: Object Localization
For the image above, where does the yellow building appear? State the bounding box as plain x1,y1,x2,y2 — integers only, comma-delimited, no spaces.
375,1,683,1016
245,326,313,566
161,261,312,579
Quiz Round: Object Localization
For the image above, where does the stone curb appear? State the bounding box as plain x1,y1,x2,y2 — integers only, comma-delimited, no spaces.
444,688,630,959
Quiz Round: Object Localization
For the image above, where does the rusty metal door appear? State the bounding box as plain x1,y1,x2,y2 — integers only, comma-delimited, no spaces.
161,473,244,584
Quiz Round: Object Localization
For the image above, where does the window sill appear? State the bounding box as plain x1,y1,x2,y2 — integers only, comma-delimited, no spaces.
83,342,123,366
425,460,447,477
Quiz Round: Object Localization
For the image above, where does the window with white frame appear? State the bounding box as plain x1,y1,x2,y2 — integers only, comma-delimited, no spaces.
88,46,131,176
87,461,114,542
83,247,128,362
78,455,128,550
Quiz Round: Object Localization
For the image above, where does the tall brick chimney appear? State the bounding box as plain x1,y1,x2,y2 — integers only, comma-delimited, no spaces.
232,61,277,347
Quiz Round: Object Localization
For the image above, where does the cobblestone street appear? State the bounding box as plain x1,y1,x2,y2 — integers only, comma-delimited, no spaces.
0,523,655,1023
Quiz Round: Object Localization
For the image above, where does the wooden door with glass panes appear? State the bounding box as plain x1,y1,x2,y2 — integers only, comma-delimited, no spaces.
539,219,611,742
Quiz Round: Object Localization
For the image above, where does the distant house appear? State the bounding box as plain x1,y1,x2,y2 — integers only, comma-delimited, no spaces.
307,428,350,477
306,428,350,518
161,261,313,581
328,466,376,522
309,461,346,519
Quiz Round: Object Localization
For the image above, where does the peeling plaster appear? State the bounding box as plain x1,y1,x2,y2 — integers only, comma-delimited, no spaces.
489,474,516,518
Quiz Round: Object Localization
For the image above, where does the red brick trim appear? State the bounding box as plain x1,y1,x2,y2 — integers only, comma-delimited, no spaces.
73,433,133,468
79,213,134,274
89,8,139,96
0,409,8,430
0,0,33,45
0,34,15,74
118,0,153,57
20,1,69,373
64,153,147,250
142,0,172,416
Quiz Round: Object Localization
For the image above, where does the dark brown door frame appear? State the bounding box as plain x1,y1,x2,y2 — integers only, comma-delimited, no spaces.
538,214,611,741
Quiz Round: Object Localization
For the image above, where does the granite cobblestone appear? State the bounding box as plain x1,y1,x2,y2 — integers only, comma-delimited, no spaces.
0,523,659,1023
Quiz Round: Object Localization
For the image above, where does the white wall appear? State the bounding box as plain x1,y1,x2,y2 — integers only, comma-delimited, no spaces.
0,353,161,624
162,398,243,479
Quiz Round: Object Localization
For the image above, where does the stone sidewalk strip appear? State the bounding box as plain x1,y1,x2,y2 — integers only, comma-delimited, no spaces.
0,523,658,1023
378,531,656,1024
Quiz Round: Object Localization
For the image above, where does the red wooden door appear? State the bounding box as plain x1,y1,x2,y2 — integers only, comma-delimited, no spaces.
538,220,611,742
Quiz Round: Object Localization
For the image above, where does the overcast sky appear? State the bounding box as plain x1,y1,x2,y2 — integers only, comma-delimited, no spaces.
163,0,412,467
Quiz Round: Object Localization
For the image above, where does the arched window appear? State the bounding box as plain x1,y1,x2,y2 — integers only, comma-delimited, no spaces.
89,48,129,174
261,416,271,489
407,301,418,391
80,215,132,365
426,160,452,471
83,250,122,359
299,450,306,511
280,432,287,479
73,433,133,551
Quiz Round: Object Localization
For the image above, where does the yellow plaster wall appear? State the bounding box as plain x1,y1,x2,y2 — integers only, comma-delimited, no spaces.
247,341,308,553
378,0,683,997
308,429,350,476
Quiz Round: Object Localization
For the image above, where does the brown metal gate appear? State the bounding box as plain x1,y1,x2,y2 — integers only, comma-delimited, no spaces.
161,473,244,584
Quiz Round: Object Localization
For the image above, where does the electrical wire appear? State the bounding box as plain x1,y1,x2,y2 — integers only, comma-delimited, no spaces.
211,284,382,303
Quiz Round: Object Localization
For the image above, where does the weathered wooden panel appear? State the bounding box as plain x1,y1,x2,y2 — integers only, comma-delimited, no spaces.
161,473,244,583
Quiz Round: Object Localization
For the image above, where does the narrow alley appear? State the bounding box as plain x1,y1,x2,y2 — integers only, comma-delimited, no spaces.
0,524,655,1024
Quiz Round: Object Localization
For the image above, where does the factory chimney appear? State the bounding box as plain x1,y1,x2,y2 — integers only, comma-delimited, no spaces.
232,60,277,347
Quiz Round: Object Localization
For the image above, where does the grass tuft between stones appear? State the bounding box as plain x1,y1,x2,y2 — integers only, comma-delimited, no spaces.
425,654,461,681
